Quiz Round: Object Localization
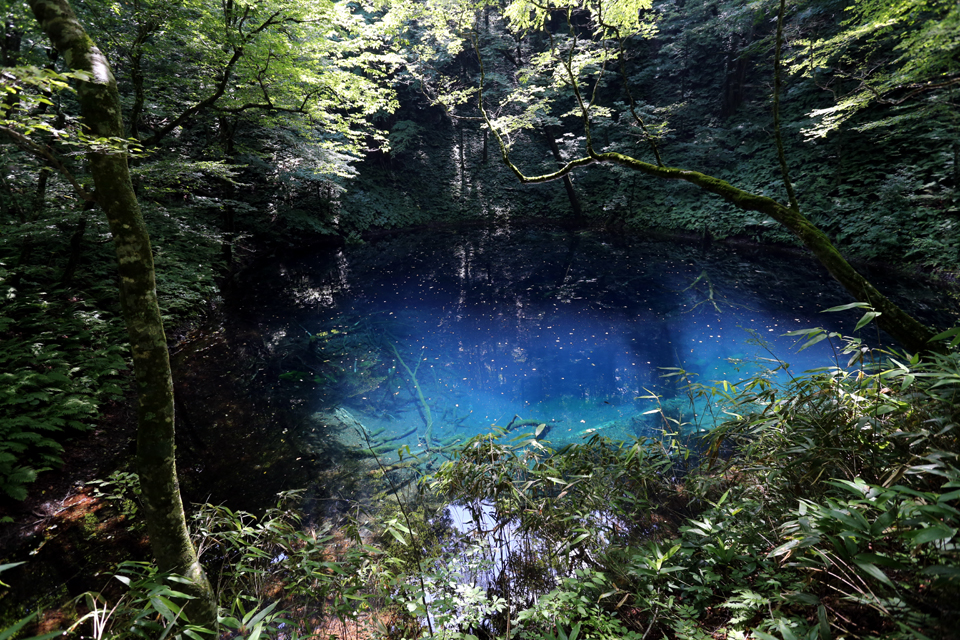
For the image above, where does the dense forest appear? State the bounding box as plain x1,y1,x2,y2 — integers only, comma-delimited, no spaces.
1,0,959,638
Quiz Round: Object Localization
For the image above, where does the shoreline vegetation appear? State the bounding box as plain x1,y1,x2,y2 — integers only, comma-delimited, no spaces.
2,0,958,635
2,223,958,639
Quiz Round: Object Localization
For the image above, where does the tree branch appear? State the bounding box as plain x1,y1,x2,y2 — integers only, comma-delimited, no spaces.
142,45,245,146
602,19,663,166
875,75,960,106
142,9,288,146
0,124,94,201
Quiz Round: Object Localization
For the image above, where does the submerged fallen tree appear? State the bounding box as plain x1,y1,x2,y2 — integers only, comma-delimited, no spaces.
10,325,960,639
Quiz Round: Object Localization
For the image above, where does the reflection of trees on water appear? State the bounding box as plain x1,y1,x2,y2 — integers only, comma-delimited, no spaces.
268,229,957,460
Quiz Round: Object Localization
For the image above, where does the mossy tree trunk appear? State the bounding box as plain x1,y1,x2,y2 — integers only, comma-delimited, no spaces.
26,0,218,628
533,149,938,353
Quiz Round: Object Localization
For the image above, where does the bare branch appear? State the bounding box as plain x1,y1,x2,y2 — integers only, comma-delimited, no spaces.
597,17,663,166
877,75,960,105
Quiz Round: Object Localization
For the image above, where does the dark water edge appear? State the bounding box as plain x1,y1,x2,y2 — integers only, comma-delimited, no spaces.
166,223,960,516
0,223,956,629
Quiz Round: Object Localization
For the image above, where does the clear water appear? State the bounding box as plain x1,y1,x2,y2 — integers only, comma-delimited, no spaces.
249,227,956,457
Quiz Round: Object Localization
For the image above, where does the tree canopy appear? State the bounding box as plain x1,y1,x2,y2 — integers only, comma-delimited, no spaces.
396,0,957,351
2,0,960,637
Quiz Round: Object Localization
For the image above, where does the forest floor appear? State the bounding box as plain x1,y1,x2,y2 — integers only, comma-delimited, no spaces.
0,309,327,631
0,392,148,631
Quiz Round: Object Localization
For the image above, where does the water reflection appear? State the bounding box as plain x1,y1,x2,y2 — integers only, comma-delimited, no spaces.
242,227,956,458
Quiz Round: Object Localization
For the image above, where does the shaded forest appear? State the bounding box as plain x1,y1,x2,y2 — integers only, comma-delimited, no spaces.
1,0,959,638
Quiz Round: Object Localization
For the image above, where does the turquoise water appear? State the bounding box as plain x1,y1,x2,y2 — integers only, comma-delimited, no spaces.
253,228,954,456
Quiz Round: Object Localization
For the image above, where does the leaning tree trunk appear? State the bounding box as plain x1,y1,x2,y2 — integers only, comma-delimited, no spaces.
591,152,938,353
474,16,940,355
490,128,937,350
27,0,218,628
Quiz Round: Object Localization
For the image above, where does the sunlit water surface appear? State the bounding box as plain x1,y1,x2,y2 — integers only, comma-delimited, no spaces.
242,227,956,458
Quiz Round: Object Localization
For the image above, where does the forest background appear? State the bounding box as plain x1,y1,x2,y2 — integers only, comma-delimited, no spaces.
1,0,959,637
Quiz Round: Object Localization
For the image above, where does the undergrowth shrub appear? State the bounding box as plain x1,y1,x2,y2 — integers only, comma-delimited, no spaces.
413,317,960,639
0,193,221,503
9,315,959,640
0,266,127,502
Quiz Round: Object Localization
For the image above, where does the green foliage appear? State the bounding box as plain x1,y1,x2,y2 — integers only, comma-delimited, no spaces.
671,331,959,638
74,561,216,640
513,569,642,640
791,0,960,137
14,321,960,639
0,265,127,500
388,120,426,155
0,65,139,158
382,0,959,272
140,202,222,322
189,490,373,628
88,470,143,519
11,491,382,638
76,0,402,150
391,320,960,639
2,561,219,640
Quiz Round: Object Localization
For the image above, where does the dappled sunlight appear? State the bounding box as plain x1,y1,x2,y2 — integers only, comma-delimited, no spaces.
270,228,911,463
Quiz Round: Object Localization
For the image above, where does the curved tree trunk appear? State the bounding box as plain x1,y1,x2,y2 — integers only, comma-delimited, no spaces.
591,152,937,354
27,0,218,628
489,125,937,351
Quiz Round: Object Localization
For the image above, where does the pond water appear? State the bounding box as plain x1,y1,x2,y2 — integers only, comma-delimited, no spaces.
236,226,957,465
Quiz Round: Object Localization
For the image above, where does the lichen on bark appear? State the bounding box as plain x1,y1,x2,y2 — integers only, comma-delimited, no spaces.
27,0,218,629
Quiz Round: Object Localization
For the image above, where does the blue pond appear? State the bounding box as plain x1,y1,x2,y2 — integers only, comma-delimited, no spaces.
257,227,953,456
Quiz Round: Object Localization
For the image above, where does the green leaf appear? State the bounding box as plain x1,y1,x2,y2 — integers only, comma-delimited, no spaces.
387,528,408,546
822,302,871,313
855,553,906,571
920,565,960,580
929,327,960,343
799,333,829,351
0,561,25,575
568,532,591,547
244,600,280,629
783,328,823,337
852,560,893,587
907,525,957,546
769,538,801,557
818,605,832,640
855,311,881,331
0,614,35,640
218,616,242,629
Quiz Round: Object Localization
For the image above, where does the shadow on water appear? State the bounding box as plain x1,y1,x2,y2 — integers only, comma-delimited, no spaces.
183,226,958,516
